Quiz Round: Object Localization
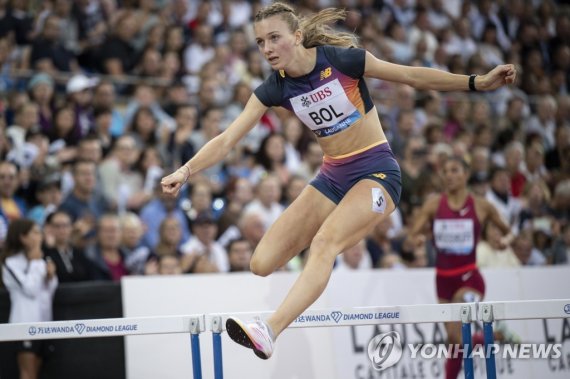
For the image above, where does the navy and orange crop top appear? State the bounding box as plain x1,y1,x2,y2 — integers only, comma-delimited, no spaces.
254,45,374,137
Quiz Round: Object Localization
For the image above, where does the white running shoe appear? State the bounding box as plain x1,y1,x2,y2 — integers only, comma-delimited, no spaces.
226,316,274,360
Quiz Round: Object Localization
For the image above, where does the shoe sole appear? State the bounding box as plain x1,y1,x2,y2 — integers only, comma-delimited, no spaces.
226,317,269,360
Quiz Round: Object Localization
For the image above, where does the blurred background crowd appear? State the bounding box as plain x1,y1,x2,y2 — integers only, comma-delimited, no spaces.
0,0,569,284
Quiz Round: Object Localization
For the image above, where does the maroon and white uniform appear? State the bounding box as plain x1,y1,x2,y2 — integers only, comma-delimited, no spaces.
433,194,485,301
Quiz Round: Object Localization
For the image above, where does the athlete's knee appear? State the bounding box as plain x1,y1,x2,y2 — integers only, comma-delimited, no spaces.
308,233,340,263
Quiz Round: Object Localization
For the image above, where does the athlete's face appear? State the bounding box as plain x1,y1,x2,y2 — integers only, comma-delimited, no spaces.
254,16,299,70
443,160,468,192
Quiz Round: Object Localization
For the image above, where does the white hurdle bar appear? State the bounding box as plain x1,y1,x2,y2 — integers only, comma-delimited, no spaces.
477,299,570,379
0,314,206,379
210,303,478,379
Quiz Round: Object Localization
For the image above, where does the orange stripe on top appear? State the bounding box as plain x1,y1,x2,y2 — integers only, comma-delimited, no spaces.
324,140,387,161
436,263,477,277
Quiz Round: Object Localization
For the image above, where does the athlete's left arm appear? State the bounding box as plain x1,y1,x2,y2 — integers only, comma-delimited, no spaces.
363,52,517,91
481,198,515,247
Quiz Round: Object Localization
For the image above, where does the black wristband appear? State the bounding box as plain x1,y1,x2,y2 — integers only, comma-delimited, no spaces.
469,74,477,91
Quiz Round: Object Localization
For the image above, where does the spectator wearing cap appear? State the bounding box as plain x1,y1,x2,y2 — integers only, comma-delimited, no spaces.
67,74,98,138
180,210,229,272
43,210,93,282
27,174,62,226
28,14,78,74
27,73,55,134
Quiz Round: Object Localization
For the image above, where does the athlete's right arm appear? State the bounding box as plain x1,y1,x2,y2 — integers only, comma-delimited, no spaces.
161,95,267,196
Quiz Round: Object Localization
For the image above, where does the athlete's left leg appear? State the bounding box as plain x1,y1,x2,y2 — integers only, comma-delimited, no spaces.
266,179,396,338
444,287,484,379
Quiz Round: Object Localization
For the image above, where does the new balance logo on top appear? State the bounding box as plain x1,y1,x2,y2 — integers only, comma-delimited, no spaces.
320,67,332,80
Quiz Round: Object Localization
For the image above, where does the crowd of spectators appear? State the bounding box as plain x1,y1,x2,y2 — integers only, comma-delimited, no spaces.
0,0,569,286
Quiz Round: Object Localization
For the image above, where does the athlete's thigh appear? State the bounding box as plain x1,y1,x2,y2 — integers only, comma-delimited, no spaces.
451,287,484,304
253,185,336,266
315,179,396,253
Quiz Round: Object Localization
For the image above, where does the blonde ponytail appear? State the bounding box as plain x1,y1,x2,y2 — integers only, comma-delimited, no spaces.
254,2,360,49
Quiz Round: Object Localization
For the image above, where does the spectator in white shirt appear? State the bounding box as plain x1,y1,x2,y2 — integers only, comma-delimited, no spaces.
1,219,58,379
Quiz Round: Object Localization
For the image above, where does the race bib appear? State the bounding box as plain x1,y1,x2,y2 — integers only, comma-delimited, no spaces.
289,79,361,137
433,219,474,255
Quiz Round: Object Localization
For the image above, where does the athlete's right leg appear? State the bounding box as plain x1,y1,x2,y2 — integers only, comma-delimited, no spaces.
249,185,336,277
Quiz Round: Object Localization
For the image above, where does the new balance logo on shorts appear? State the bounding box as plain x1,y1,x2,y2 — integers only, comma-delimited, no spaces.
372,173,386,180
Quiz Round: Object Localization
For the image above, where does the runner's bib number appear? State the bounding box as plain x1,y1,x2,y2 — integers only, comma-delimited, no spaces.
289,79,361,137
433,219,474,255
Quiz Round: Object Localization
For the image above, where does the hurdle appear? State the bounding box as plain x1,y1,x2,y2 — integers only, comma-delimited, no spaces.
0,314,206,379
210,302,479,379
478,299,570,379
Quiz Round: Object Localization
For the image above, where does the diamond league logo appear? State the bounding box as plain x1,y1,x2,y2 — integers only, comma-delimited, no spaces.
367,331,403,371
28,326,37,336
74,323,86,335
564,304,570,315
330,311,343,323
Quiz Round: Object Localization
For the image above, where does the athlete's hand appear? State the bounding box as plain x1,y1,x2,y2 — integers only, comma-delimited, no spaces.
161,166,189,197
498,233,515,250
476,64,517,91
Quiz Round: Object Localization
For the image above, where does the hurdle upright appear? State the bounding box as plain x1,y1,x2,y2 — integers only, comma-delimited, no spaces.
478,299,570,379
0,314,206,379
209,302,477,379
